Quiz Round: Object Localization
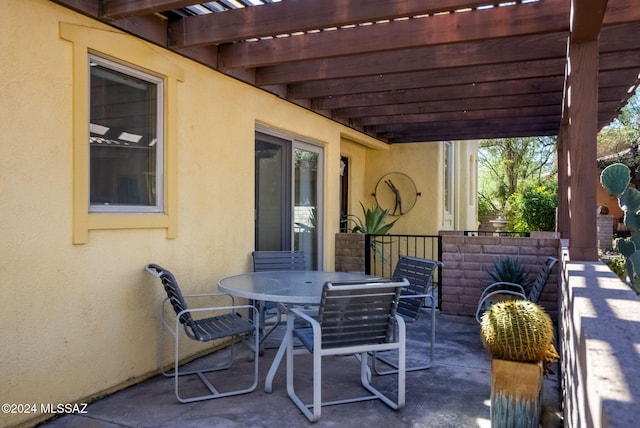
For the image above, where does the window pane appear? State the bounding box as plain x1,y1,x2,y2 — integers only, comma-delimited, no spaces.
255,133,291,250
445,142,452,214
294,147,319,270
89,57,161,211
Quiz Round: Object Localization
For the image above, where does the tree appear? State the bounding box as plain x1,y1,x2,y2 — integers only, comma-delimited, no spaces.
597,92,640,187
478,137,557,215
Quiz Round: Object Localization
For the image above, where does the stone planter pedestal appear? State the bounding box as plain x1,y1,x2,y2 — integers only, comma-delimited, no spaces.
334,233,365,273
596,215,614,250
491,359,543,428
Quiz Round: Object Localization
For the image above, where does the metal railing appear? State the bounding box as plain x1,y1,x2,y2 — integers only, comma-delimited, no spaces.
364,234,443,308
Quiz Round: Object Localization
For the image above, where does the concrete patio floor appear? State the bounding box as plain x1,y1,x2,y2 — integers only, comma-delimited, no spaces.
37,313,562,428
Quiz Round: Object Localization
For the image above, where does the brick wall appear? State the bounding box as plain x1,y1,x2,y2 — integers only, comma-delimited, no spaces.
335,233,365,273
596,215,613,250
440,232,560,320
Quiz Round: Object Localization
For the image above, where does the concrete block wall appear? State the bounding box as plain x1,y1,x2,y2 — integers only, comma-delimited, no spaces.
335,233,365,273
596,215,614,250
440,232,560,319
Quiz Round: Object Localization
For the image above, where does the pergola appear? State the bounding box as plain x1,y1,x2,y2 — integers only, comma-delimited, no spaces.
53,0,640,260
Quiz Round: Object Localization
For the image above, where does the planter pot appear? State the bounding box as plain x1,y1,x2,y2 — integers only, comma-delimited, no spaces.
491,359,543,428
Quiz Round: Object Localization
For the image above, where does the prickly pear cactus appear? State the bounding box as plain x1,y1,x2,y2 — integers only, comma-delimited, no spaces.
480,300,558,364
600,163,640,293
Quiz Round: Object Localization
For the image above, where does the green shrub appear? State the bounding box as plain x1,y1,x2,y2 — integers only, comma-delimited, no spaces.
508,183,557,232
604,253,627,280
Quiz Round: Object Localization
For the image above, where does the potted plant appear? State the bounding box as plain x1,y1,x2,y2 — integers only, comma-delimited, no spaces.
598,204,610,215
480,300,559,428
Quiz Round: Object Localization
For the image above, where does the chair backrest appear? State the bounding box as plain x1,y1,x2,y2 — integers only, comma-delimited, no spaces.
145,264,198,336
252,250,307,271
316,279,408,349
526,256,558,303
392,256,443,321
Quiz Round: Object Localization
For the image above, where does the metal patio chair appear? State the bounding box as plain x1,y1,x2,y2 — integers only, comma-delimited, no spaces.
475,256,558,323
145,264,259,403
372,256,443,375
285,279,408,422
252,251,307,343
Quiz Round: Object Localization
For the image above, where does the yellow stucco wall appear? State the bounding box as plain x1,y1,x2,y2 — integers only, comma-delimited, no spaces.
364,143,443,234
0,1,477,426
339,140,478,235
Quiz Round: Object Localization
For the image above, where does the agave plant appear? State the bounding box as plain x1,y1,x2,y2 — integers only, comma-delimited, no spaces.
348,202,398,267
348,202,398,234
486,257,533,294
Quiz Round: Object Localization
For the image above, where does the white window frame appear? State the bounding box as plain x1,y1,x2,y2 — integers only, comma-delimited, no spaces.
88,54,164,213
444,141,454,216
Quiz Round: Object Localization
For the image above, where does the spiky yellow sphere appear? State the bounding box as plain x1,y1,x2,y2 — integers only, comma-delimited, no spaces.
480,300,558,364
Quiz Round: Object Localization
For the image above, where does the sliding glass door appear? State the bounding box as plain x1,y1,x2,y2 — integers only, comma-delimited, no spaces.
255,132,323,269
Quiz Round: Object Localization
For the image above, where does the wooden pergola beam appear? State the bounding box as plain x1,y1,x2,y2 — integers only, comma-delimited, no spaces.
356,106,562,127
257,32,568,86
289,58,565,99
167,0,513,47
333,92,562,119
217,0,569,69
315,76,565,110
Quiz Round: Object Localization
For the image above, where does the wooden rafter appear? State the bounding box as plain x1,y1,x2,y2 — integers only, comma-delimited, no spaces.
50,0,640,143
217,0,568,69
168,0,519,47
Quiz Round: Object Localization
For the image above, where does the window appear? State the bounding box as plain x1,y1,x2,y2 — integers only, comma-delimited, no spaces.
61,22,182,244
444,142,453,215
89,55,163,213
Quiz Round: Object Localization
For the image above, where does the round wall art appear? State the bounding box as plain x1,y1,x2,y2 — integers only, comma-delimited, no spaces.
373,172,419,216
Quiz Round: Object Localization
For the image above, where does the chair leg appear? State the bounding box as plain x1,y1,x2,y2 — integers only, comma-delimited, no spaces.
257,300,283,345
168,319,259,403
372,299,436,375
359,350,405,409
286,317,406,422
286,320,321,422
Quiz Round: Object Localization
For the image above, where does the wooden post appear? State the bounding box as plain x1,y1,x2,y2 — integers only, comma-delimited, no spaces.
561,0,607,261
566,39,599,261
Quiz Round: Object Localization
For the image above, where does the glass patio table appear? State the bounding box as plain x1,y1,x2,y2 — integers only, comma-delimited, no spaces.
218,270,376,392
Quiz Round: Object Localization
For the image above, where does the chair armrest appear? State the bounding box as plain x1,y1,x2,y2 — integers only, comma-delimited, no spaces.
399,292,432,300
164,299,257,328
288,306,319,326
287,307,322,352
393,314,406,343
179,304,258,317
180,292,237,306
479,282,525,301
